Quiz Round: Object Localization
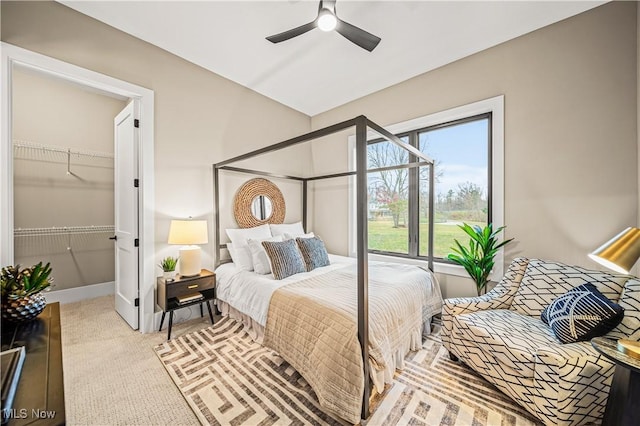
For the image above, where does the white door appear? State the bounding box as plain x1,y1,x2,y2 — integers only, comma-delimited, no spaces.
114,101,139,329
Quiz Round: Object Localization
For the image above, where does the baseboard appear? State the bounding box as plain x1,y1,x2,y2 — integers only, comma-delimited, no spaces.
45,281,115,305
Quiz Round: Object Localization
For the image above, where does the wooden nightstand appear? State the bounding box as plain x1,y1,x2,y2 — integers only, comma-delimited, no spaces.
157,269,215,340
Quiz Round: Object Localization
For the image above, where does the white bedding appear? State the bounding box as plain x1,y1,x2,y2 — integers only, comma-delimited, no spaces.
216,254,443,422
215,254,354,326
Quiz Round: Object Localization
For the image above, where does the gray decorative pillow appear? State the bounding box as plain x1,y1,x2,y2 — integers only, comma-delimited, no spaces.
296,236,330,272
261,239,306,280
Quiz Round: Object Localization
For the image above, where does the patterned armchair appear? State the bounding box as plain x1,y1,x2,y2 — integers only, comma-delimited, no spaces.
442,257,640,426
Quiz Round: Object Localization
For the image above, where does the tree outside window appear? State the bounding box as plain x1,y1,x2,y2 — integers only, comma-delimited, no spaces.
367,114,490,260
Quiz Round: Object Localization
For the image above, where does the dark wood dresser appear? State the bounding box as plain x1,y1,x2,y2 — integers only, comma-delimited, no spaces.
1,303,65,426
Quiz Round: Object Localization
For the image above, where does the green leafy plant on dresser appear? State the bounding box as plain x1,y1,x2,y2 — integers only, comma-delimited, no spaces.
1,262,53,322
447,223,514,296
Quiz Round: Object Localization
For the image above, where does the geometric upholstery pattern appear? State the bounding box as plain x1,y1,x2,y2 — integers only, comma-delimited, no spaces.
441,257,529,349
442,257,636,426
453,310,558,379
608,278,640,340
510,259,628,318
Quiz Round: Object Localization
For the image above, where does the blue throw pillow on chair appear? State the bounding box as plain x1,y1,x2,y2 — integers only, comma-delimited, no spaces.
541,283,624,344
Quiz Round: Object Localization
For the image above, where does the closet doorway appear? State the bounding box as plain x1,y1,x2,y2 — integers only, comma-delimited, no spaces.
1,43,156,333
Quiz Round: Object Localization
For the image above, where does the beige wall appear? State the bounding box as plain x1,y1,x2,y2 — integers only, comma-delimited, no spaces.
12,67,125,289
2,2,638,298
1,1,312,273
310,1,638,297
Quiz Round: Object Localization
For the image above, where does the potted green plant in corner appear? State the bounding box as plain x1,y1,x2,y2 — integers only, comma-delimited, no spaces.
447,223,514,296
1,262,53,322
159,256,178,281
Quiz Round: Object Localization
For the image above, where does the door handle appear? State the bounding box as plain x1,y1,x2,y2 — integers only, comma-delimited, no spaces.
109,235,117,241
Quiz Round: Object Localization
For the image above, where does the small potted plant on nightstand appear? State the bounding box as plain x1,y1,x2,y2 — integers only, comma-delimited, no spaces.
1,262,53,322
159,256,178,281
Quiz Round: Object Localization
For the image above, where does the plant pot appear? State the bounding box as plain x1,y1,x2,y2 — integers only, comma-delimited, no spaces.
163,271,176,281
1,292,47,323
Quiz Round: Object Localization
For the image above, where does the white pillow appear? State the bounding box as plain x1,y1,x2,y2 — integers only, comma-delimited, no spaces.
226,224,272,247
226,242,253,271
247,235,284,274
270,221,305,238
284,231,314,240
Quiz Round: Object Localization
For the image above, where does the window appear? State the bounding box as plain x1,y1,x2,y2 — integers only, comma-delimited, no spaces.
367,136,411,255
351,96,504,276
367,114,490,259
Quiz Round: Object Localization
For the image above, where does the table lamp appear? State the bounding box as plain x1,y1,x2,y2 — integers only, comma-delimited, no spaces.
588,227,640,274
168,219,208,277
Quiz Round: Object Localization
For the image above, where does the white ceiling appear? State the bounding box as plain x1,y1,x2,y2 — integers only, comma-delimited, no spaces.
60,1,606,116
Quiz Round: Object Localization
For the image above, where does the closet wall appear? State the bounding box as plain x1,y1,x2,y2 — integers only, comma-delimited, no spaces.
12,67,127,292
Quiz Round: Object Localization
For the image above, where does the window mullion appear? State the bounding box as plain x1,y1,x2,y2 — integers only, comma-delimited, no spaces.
408,131,419,257
487,112,493,224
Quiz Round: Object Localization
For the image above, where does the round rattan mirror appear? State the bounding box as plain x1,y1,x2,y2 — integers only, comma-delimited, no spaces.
233,178,285,228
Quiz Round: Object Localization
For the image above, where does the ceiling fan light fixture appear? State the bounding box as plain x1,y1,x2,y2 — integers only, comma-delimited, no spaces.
265,0,380,51
317,10,337,32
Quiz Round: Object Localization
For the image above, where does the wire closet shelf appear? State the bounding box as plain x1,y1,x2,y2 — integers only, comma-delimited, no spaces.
13,140,114,159
14,225,115,237
13,139,114,176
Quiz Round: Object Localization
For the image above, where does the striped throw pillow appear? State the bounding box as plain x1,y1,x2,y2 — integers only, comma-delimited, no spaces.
541,283,624,344
262,239,306,280
296,236,330,272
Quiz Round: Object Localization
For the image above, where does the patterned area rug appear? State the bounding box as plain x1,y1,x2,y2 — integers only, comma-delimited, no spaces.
154,317,542,426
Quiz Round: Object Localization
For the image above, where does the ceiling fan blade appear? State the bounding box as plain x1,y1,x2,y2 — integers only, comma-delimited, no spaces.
266,21,317,44
335,18,381,52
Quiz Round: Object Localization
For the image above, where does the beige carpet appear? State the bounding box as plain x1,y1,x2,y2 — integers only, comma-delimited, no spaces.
154,317,542,426
60,295,212,425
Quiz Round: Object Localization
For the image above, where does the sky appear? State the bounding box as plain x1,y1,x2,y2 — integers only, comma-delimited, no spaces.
367,116,489,200
420,118,488,196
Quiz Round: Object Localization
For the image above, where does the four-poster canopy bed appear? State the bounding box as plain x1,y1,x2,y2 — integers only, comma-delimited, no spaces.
212,115,439,422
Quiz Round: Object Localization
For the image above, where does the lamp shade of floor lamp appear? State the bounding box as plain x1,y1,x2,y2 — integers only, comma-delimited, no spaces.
168,220,208,277
588,227,640,274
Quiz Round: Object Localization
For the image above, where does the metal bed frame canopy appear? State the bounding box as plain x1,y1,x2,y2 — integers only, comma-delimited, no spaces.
212,115,434,419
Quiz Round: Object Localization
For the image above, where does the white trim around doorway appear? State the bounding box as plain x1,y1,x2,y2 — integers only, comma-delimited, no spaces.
1,42,156,333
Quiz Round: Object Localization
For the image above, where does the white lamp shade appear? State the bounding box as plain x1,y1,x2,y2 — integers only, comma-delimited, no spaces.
168,220,208,245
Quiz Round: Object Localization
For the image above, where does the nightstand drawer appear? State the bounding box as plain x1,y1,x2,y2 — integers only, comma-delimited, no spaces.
156,269,216,340
157,270,216,312
166,275,215,299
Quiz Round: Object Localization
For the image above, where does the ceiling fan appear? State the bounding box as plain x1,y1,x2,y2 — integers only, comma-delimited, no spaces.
266,0,381,52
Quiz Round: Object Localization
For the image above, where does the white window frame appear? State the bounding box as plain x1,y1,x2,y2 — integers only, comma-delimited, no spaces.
348,95,505,279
